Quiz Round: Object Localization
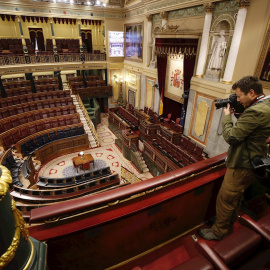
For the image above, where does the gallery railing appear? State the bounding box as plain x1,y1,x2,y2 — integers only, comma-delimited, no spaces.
0,53,106,66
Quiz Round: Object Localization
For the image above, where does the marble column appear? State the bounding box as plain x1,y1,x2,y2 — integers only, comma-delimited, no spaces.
77,19,83,53
146,15,153,67
16,16,27,54
222,0,250,83
49,18,57,54
195,3,214,78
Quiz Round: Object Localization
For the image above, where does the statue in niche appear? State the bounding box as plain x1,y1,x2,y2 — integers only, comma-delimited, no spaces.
208,30,227,70
204,29,228,82
150,35,156,68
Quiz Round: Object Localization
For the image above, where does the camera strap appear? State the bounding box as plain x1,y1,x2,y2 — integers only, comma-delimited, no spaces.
249,94,265,107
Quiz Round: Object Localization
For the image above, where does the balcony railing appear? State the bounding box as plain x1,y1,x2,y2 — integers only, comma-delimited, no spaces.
0,53,106,66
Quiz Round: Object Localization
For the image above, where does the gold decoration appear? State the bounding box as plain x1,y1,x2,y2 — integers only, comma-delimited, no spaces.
236,0,251,8
203,3,215,13
146,14,153,22
0,200,29,269
121,166,141,184
160,11,168,20
12,200,29,241
194,100,209,137
0,165,12,202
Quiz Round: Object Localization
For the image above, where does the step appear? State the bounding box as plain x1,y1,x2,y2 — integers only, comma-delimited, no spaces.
142,168,149,173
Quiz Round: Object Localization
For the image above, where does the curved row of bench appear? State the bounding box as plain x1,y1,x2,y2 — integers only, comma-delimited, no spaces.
0,96,73,119
37,166,111,188
0,113,80,149
0,105,76,133
0,89,70,109
19,125,85,156
11,173,120,203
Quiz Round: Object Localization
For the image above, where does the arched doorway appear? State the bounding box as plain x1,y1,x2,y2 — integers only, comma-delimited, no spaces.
28,28,45,52
81,30,93,53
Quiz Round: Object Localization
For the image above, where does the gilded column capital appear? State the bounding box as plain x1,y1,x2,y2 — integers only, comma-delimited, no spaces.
236,0,251,8
146,14,153,22
15,15,21,21
77,19,81,24
49,17,53,23
203,2,215,13
160,11,168,20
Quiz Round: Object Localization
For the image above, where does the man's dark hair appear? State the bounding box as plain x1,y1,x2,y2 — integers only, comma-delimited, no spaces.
232,76,263,95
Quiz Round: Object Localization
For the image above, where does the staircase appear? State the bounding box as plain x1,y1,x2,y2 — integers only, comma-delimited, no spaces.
131,146,149,173
70,94,98,148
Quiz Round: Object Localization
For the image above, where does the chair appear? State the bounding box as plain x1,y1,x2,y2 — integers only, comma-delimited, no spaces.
36,122,44,132
42,133,50,144
64,128,70,137
27,114,34,123
28,124,37,134
194,225,270,270
49,131,57,141
20,127,30,137
175,124,183,133
186,140,196,153
27,139,37,151
57,130,64,139
72,116,79,124
164,113,172,123
12,130,22,142
70,127,77,137
2,134,15,149
77,126,84,135
33,112,42,121
35,136,44,147
82,162,90,171
239,212,270,247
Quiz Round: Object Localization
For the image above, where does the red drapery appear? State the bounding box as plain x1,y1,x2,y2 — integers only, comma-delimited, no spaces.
156,38,198,121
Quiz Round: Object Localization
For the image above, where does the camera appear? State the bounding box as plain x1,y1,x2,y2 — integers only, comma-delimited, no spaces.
251,157,270,169
251,156,270,179
215,93,245,118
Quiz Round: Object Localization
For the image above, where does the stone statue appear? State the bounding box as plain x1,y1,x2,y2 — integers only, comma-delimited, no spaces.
150,35,156,62
150,35,156,68
208,30,227,70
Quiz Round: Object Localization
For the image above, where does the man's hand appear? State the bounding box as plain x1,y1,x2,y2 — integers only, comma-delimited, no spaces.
224,103,232,116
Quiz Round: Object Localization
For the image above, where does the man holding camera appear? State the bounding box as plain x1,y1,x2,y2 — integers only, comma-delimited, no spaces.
199,76,270,241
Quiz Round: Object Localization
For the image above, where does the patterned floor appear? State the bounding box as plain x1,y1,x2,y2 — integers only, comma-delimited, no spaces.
38,113,153,181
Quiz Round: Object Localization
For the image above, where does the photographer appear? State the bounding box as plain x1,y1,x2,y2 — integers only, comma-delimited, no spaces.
199,76,270,241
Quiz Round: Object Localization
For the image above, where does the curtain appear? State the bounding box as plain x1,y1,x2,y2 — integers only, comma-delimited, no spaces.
156,38,198,121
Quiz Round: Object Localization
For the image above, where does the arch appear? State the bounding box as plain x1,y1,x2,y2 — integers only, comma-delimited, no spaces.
211,14,235,32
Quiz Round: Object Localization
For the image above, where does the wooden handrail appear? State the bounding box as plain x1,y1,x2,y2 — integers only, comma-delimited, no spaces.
29,152,227,223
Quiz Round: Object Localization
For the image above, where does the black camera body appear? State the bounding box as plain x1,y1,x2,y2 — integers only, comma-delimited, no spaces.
215,93,245,118
251,157,270,169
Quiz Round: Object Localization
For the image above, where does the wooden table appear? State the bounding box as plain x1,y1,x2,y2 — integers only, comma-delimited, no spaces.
72,153,94,171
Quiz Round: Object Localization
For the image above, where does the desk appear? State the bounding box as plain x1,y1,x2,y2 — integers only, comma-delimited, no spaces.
72,154,94,171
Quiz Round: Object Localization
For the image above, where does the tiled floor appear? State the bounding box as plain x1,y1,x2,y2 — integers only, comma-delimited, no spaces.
37,112,153,182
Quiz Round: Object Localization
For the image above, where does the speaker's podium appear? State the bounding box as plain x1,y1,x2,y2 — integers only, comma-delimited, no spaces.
0,165,47,270
72,153,94,171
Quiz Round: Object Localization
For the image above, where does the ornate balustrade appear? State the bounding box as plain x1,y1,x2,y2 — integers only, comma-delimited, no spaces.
0,53,106,66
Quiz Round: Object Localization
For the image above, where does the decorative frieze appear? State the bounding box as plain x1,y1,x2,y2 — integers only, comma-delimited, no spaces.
236,0,251,8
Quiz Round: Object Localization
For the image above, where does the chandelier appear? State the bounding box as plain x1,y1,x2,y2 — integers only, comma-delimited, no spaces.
36,0,107,7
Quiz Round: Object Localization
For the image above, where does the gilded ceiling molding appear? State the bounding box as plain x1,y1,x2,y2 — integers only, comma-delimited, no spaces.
236,0,251,8
203,2,215,13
